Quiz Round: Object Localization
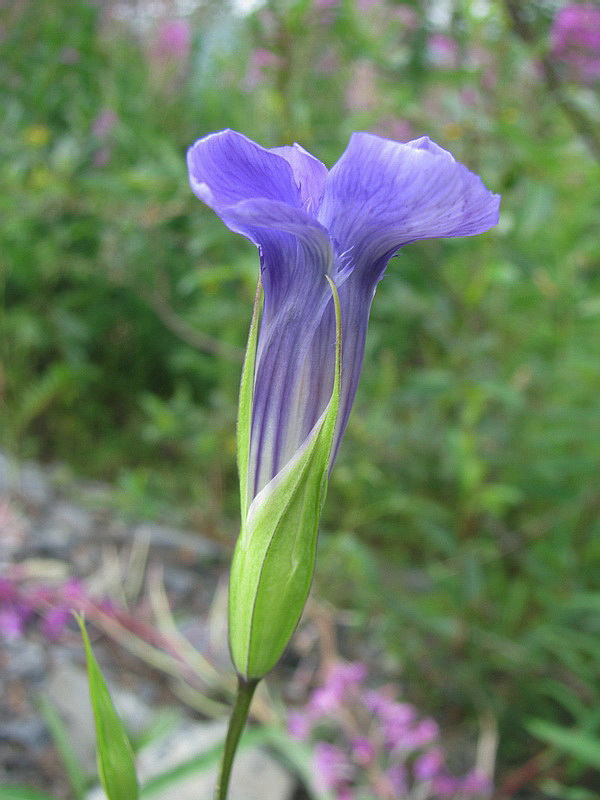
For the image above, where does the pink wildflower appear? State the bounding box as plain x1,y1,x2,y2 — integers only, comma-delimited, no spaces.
345,60,379,112
287,711,312,739
60,578,86,603
314,742,354,791
153,19,191,62
288,663,492,798
414,747,445,781
551,4,600,83
408,717,440,748
0,577,18,603
372,117,413,142
392,4,418,29
428,33,459,68
41,607,71,641
92,109,118,139
433,774,463,795
308,684,341,715
0,606,26,640
460,770,492,792
385,763,408,795
327,661,368,691
350,736,375,766
244,48,281,90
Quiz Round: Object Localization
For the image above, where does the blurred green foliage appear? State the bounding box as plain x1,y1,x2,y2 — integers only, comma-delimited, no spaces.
2,0,600,793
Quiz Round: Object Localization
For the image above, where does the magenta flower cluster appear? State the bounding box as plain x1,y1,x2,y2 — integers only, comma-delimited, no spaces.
288,663,491,799
153,19,192,63
0,576,102,642
550,4,600,83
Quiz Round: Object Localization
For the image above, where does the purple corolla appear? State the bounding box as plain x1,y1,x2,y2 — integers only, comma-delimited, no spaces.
188,131,498,798
187,130,499,682
188,129,499,504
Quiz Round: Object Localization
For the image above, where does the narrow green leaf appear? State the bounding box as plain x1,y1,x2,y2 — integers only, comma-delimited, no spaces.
527,718,600,770
76,615,139,800
540,780,600,800
236,276,262,520
0,791,60,800
229,277,342,680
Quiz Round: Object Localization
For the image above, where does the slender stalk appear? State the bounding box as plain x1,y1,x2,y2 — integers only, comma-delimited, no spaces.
214,676,259,800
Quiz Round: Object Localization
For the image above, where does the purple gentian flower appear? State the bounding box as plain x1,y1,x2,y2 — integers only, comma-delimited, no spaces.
187,130,498,681
187,130,499,508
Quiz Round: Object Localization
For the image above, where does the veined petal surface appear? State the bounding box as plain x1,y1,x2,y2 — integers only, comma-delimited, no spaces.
270,143,328,214
187,127,500,680
187,131,337,499
187,129,301,209
187,129,500,494
319,132,501,282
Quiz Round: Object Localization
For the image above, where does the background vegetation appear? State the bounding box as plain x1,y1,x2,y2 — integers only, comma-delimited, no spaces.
2,0,600,795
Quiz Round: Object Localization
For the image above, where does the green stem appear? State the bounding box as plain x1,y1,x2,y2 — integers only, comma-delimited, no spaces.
214,676,259,800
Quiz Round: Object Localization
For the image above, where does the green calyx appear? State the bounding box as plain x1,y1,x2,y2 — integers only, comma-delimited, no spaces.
229,276,342,680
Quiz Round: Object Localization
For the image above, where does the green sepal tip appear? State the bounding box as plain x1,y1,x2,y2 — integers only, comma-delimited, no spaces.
75,614,139,800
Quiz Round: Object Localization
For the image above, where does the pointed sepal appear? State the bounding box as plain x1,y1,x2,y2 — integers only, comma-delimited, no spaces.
237,277,262,520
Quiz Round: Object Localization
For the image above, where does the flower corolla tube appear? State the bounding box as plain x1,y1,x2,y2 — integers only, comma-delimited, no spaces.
187,130,500,680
